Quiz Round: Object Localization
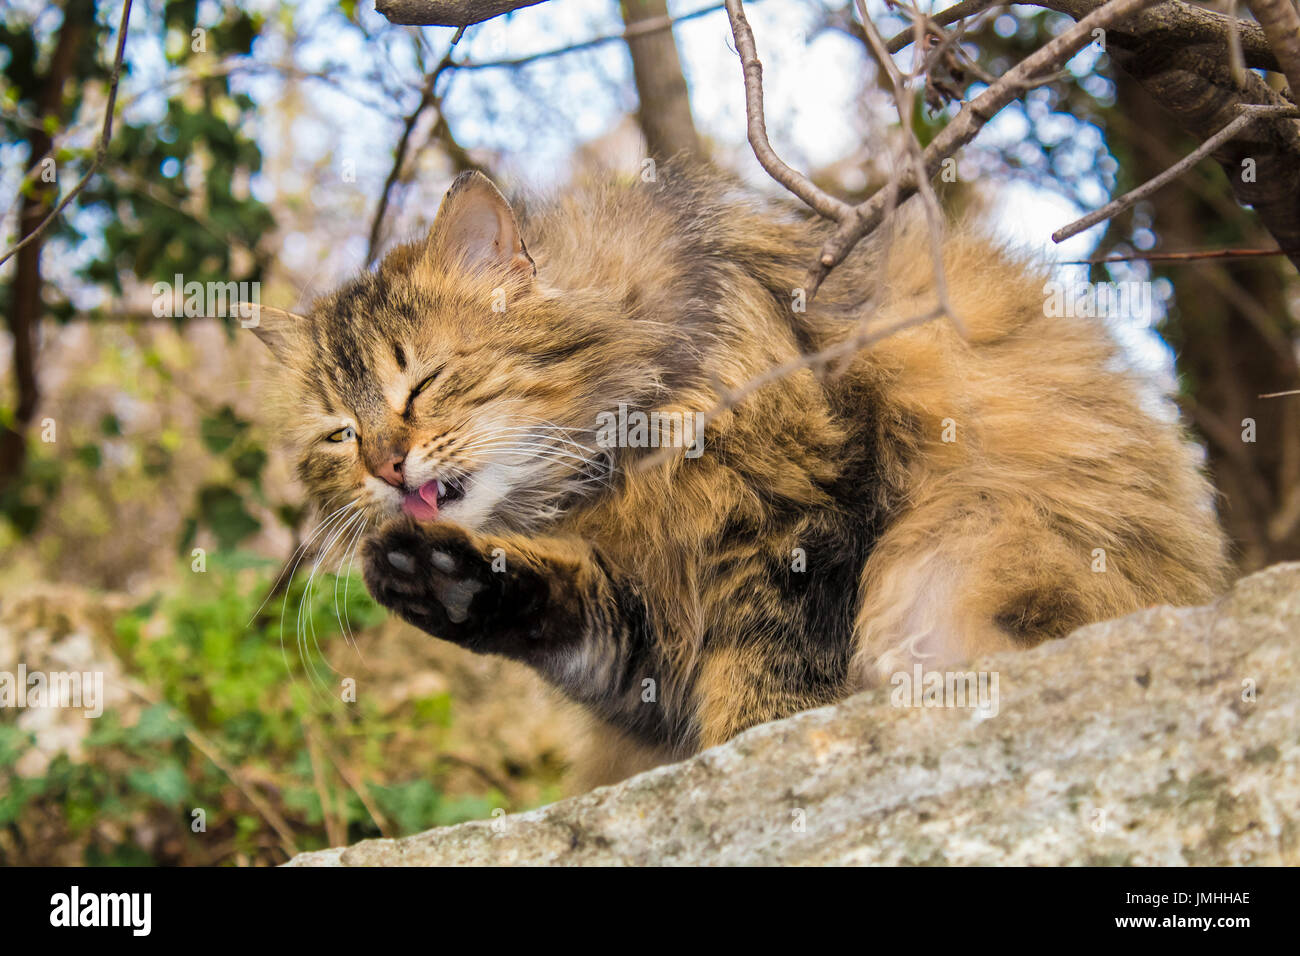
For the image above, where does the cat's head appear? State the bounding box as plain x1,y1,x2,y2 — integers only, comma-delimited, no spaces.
249,171,631,534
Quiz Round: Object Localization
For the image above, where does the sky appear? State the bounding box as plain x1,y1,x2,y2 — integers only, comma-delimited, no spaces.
2,0,1174,384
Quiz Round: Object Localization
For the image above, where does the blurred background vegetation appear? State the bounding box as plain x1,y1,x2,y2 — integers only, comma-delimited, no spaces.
1,0,1297,864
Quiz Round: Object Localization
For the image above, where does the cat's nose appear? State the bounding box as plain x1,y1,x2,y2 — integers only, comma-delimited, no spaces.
375,455,405,488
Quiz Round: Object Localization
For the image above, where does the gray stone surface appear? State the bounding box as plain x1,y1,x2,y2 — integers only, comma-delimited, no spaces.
286,563,1300,866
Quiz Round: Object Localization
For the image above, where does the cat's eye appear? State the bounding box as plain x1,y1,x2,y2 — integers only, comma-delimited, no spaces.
405,369,442,415
326,426,357,443
411,371,440,398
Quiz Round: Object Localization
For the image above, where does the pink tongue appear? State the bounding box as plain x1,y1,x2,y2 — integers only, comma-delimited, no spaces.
402,480,440,521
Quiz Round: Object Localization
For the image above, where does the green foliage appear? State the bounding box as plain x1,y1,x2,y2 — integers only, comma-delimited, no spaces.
78,2,273,303
0,556,511,865
0,451,63,537
0,1,278,537
2,1,275,318
180,405,269,553
370,780,502,835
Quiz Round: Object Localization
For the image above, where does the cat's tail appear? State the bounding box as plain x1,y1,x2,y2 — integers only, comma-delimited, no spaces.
838,224,1229,687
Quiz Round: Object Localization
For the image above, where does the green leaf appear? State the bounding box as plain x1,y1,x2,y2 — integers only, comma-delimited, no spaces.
74,443,102,469
196,483,261,550
126,760,191,805
230,445,266,481
128,703,188,746
0,725,34,769
199,405,248,454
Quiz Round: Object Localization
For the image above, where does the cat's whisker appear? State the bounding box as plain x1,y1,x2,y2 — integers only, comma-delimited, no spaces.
472,442,607,473
248,492,351,628
276,499,359,679
298,508,366,691
466,430,602,458
336,515,370,656
313,510,369,669
443,433,607,475
464,419,592,441
476,444,598,464
285,501,361,695
334,518,360,646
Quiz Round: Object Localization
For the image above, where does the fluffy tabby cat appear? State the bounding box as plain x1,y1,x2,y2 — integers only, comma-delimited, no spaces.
250,166,1228,773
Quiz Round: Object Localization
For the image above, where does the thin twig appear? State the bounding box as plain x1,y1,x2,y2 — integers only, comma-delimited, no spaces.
636,305,947,471
0,0,134,269
305,726,346,848
450,2,730,72
724,0,851,221
313,732,393,837
1061,246,1290,263
883,0,998,53
1052,103,1300,243
120,684,301,859
805,0,1160,298
854,0,966,337
1247,0,1300,98
366,55,457,264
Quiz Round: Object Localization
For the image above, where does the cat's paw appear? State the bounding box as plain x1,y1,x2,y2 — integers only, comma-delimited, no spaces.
361,518,549,652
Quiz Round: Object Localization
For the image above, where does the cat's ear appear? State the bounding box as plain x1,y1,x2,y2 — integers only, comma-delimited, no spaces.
428,170,536,279
242,304,306,361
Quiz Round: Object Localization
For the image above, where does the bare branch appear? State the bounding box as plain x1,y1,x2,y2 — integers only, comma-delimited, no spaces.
1108,29,1300,270
805,0,1160,298
883,0,998,54
853,0,966,337
1063,247,1290,263
367,57,454,264
1247,0,1300,97
1053,103,1300,243
0,0,134,269
450,3,728,72
1034,0,1280,71
880,0,1281,73
376,0,549,27
724,0,851,221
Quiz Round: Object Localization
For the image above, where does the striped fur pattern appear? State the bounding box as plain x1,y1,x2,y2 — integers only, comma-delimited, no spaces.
252,166,1228,774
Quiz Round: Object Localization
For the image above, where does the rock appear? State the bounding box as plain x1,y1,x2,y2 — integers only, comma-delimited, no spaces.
0,587,141,779
285,563,1300,866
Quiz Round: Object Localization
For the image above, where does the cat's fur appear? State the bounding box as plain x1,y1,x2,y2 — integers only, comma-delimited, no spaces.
252,166,1229,773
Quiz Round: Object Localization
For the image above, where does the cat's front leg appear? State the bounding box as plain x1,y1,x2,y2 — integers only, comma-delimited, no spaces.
362,518,681,748
361,517,562,657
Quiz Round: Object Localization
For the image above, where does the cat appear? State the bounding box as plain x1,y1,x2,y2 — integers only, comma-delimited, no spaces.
249,165,1228,775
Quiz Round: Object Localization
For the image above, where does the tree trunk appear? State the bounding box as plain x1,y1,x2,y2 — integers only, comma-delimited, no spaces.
1,3,91,489
620,0,702,162
1113,75,1300,570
